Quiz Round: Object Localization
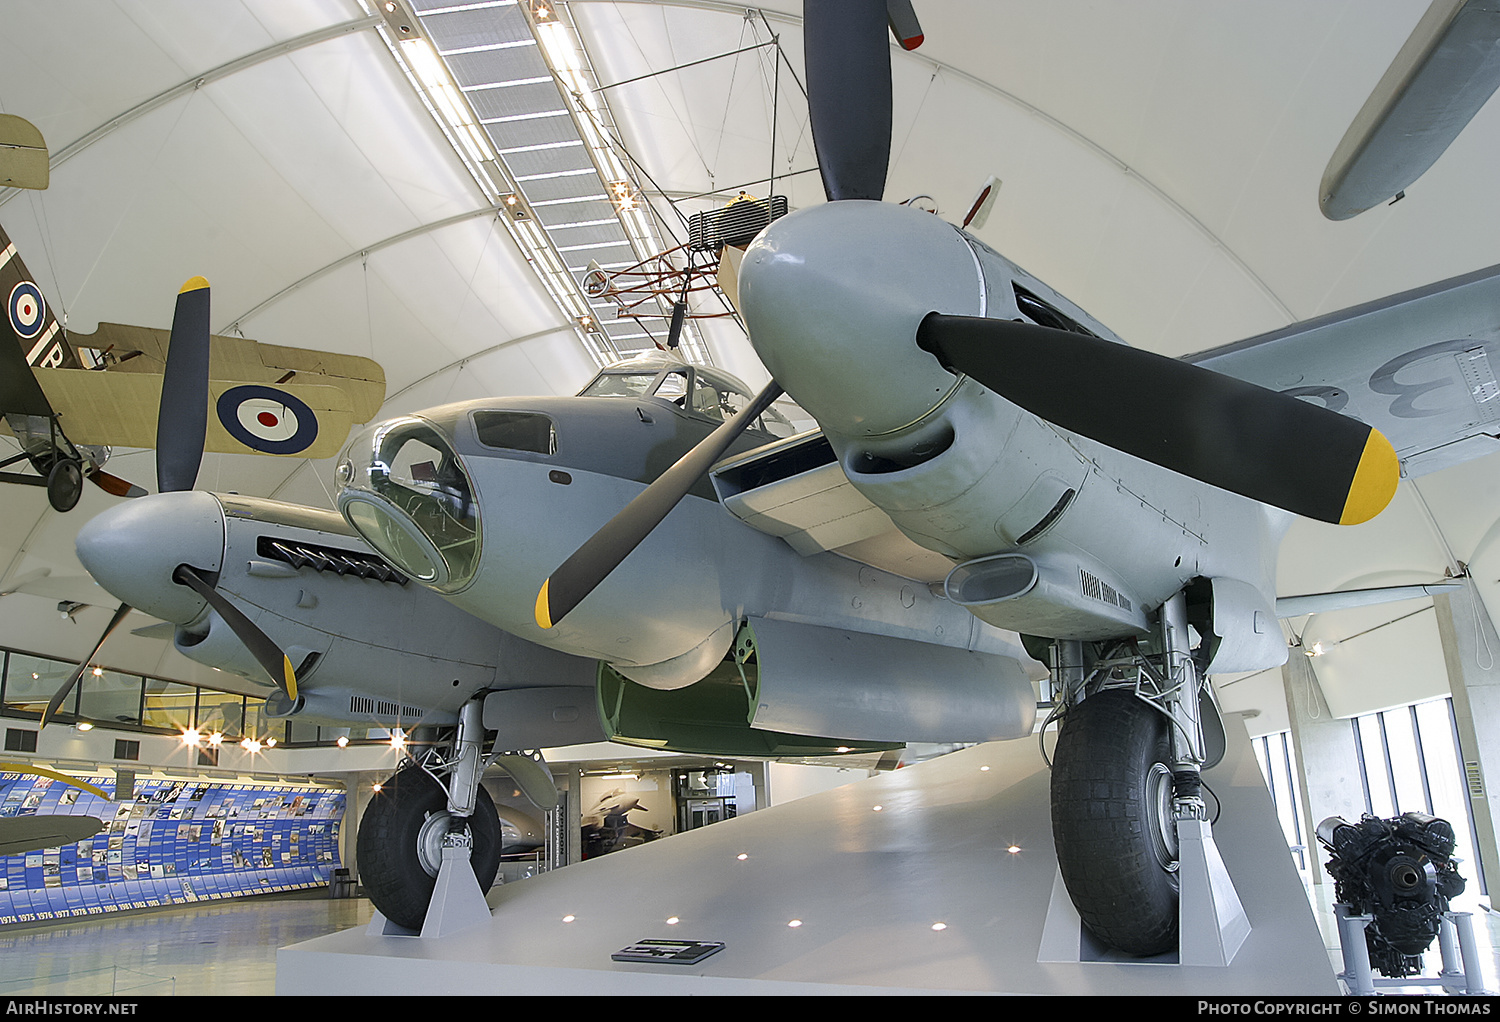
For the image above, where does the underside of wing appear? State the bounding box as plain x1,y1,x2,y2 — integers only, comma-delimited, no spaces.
1185,261,1500,477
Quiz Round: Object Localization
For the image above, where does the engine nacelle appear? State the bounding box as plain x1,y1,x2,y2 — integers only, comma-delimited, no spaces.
597,616,1037,754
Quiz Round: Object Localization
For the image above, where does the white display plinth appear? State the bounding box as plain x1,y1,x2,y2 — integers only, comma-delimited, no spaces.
278,718,1339,995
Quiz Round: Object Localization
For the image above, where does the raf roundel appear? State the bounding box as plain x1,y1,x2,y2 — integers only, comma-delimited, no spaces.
216,385,319,455
8,281,46,340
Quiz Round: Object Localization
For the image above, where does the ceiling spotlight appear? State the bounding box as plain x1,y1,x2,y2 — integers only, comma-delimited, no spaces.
240,738,263,754
75,722,93,732
389,729,407,750
372,782,383,793
336,735,349,748
91,667,103,677
181,728,201,748
532,1,553,21
265,737,277,748
208,732,223,747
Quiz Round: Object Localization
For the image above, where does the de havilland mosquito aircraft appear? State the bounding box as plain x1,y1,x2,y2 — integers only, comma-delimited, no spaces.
58,0,1500,956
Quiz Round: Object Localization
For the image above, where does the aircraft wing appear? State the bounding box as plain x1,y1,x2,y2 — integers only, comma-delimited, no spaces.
1185,261,1500,477
30,367,357,460
74,320,386,423
0,815,104,857
710,430,955,583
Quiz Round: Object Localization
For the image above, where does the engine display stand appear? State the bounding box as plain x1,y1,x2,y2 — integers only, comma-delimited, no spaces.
278,717,1339,995
1334,904,1491,995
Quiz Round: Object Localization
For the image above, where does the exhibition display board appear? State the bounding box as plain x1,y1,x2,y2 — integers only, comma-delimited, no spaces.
0,771,343,925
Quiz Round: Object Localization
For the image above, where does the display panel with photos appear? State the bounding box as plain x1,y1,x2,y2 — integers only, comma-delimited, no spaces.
0,771,344,925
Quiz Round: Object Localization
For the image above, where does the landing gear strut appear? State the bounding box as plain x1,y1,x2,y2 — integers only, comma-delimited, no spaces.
358,699,502,931
1047,590,1246,960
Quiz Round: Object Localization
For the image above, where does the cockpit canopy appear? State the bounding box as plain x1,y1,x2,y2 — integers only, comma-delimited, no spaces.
335,416,480,593
579,351,799,436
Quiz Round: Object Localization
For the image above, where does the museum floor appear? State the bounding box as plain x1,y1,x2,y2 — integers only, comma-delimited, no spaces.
0,882,1495,996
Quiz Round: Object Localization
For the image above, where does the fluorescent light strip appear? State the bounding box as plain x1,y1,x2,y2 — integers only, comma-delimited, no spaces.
530,194,608,206
421,1,517,15
549,218,621,229
439,39,537,56
498,139,583,155
515,167,597,181
557,240,633,253
461,76,552,91
480,109,568,124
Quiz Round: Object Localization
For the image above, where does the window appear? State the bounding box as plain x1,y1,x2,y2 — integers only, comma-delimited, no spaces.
473,410,556,455
4,728,37,753
1349,697,1485,895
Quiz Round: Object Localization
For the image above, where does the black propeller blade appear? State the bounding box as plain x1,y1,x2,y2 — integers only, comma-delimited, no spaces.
805,0,893,202
41,601,132,726
156,277,210,494
173,565,298,701
535,381,785,629
915,313,1399,526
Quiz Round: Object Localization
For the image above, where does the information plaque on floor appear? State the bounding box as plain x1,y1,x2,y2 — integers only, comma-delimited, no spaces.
611,939,725,964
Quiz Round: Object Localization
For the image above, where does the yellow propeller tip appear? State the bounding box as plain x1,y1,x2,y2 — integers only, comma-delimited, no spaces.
179,275,209,294
283,657,298,702
535,579,554,630
1339,429,1401,526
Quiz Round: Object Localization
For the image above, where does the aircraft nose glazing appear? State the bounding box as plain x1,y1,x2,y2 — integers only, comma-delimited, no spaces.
74,489,226,624
738,200,985,438
335,417,482,593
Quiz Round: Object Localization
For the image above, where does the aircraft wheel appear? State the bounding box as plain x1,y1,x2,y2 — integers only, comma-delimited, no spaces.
357,766,502,930
1050,688,1180,955
46,459,83,513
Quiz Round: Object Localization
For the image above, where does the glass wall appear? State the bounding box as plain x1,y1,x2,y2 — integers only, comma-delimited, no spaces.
1252,730,1310,875
1349,696,1484,894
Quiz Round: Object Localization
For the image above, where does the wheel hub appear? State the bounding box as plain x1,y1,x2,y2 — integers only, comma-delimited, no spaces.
416,809,458,878
1146,762,1180,874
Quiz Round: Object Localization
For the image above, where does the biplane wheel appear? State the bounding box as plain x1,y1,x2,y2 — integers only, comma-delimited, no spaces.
45,458,83,513
1050,688,1180,956
357,766,501,931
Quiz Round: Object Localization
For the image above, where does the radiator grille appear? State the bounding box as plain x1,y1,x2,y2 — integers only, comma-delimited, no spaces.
1079,569,1131,612
348,695,426,721
688,196,788,251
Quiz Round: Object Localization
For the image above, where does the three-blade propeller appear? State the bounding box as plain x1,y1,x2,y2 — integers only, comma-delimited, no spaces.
42,280,299,724
535,0,1401,629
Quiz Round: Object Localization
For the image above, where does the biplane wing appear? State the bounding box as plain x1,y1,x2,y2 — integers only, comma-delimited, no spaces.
1,219,386,490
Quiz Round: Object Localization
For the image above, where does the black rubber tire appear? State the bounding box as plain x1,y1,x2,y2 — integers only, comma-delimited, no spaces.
46,459,83,513
357,767,502,930
1050,688,1180,956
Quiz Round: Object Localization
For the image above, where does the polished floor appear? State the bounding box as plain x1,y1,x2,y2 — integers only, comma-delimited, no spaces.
0,873,1497,995
0,892,375,996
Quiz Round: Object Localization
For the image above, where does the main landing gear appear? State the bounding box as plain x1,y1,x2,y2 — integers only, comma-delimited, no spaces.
358,699,505,932
1045,590,1247,961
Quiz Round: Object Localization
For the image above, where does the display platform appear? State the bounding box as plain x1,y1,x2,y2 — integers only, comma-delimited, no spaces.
277,717,1340,995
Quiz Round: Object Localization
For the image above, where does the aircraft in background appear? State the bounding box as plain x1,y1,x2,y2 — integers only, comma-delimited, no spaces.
0,763,112,857
0,220,385,511
53,0,1500,957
